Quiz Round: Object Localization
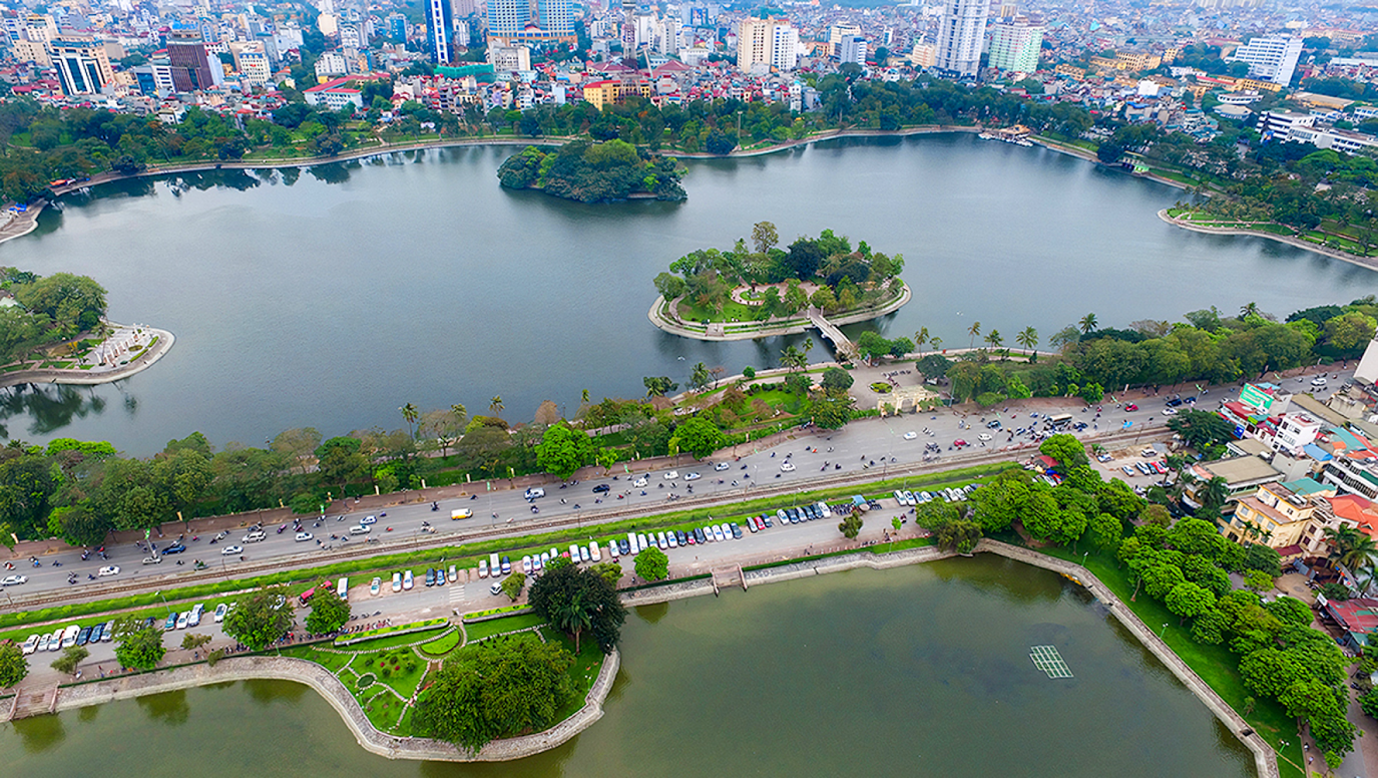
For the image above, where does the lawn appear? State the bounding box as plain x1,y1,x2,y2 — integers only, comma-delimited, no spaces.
676,299,760,324
418,628,461,657
464,613,548,641
336,626,450,652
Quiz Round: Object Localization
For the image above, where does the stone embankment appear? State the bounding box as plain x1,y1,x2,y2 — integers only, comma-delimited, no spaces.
0,325,175,390
1157,210,1377,271
45,649,620,763
648,282,911,345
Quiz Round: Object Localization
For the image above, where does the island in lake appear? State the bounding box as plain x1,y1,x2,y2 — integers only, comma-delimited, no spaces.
497,140,687,203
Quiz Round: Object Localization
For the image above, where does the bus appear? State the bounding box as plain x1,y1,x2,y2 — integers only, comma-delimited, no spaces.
1049,413,1074,429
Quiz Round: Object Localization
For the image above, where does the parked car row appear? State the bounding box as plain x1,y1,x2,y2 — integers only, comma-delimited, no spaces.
893,484,978,505
1121,461,1168,477
21,621,114,654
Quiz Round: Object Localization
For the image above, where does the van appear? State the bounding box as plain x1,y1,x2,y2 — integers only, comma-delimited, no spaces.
336,578,348,600
348,524,369,535
452,508,473,520
589,541,601,562
637,533,648,551
817,501,832,518
243,530,266,543
489,553,500,574
627,532,639,555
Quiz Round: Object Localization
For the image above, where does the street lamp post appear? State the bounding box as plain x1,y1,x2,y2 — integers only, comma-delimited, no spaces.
1159,622,1169,639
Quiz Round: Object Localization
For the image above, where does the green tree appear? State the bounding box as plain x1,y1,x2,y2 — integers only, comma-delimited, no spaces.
112,616,166,670
1017,326,1039,356
0,640,27,686
1039,434,1089,470
1167,410,1235,450
1243,569,1274,594
642,376,678,398
589,561,622,588
1085,512,1124,551
51,645,89,675
399,402,420,440
180,633,212,652
314,436,367,492
1166,581,1216,625
501,571,527,601
838,510,863,539
304,588,350,635
810,396,853,430
1078,312,1099,334
820,366,854,395
634,546,669,582
528,564,627,654
534,422,594,480
223,588,294,652
670,415,722,459
750,221,779,254
690,361,711,391
412,633,575,753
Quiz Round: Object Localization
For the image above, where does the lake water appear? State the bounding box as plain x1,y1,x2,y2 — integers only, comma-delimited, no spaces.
0,134,1373,454
0,556,1254,776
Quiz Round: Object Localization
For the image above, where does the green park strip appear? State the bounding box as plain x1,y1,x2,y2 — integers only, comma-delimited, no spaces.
334,620,451,648
462,612,548,641
418,628,461,657
1026,541,1307,778
460,604,532,621
0,462,1010,639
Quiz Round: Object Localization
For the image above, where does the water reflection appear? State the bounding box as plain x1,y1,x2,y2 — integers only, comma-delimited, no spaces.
76,704,101,723
7,713,65,753
136,689,190,725
0,384,112,440
309,163,353,184
280,167,301,186
244,677,305,705
168,169,262,193
633,602,668,624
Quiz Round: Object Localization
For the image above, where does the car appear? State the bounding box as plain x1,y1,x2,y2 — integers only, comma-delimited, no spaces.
98,565,120,577
632,477,648,488
617,539,631,556
427,568,438,587
213,603,229,623
392,572,402,592
295,531,313,542
242,530,266,543
189,604,204,626
142,554,163,565
76,626,92,645
47,633,63,652
403,570,414,590
712,525,725,542
348,524,370,535
524,488,545,501
730,522,743,539
162,543,186,555
1162,408,1175,416
781,461,795,472
272,594,286,610
21,635,39,655
35,633,51,653
90,622,105,642
501,556,511,575
987,419,1002,429
1096,454,1112,463
100,624,113,643
693,527,706,544
579,546,591,563
664,471,679,480
1311,377,1327,387
903,431,917,440
978,433,992,441
683,472,701,481
361,515,377,524
953,439,968,447
2,575,28,586
176,611,189,630
676,530,688,546
489,582,505,596
1124,403,1139,412
522,555,533,574
714,462,730,471
665,531,677,548
540,552,551,569
1183,396,1197,404
592,484,611,493
164,612,178,630
1167,398,1183,407
657,532,668,549
902,491,917,505
1121,466,1135,476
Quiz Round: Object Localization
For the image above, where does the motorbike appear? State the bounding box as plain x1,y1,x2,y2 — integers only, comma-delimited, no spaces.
431,502,439,511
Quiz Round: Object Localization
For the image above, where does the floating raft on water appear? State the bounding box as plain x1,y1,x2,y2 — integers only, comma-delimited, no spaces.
1030,645,1073,679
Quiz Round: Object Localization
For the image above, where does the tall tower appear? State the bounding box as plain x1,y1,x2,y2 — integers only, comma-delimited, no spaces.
425,0,454,64
935,0,988,77
621,0,638,67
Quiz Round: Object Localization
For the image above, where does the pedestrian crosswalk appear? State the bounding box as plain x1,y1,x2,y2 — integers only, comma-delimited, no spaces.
448,583,467,604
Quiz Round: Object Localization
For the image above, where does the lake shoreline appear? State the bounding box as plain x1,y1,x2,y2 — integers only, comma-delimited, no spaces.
24,544,1275,776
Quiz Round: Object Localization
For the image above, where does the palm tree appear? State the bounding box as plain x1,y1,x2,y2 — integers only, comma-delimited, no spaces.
930,336,943,352
914,327,929,351
1017,326,1038,356
1078,312,1099,334
553,592,592,654
1196,476,1229,516
399,402,419,440
779,345,807,371
581,389,590,405
1326,526,1377,577
1240,302,1259,318
489,396,504,416
985,329,1003,351
967,321,981,350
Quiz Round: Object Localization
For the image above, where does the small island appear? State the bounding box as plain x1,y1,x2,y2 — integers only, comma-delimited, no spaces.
648,223,910,358
497,140,687,203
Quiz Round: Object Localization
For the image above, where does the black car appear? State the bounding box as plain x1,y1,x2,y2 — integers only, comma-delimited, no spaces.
730,522,743,539
763,517,773,528
617,538,630,556
592,484,611,493
693,527,706,544
425,568,436,587
163,543,187,555
676,530,688,546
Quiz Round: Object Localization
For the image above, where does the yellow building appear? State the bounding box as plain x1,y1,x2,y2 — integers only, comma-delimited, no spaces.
1225,481,1320,547
1055,63,1086,78
1235,77,1283,93
581,79,651,110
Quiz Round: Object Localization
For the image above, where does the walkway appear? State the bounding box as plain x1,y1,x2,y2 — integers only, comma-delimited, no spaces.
0,322,175,390
647,282,909,345
806,307,857,359
1158,209,1377,271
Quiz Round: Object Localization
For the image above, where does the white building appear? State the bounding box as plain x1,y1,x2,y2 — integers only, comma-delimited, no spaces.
936,0,988,76
987,21,1042,74
1228,35,1303,86
314,50,349,79
489,45,531,72
838,35,866,66
737,17,798,72
1274,412,1324,456
828,24,860,57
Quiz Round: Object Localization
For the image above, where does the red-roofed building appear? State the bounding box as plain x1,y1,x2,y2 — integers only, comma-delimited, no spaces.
303,74,386,111
1317,595,1377,651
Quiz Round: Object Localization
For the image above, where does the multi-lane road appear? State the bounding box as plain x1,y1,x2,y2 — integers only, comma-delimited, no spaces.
0,374,1296,603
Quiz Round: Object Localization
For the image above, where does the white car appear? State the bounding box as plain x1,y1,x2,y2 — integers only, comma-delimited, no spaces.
1311,377,1327,387
903,431,917,440
98,565,120,577
524,488,545,500
176,612,189,630
780,461,795,472
2,575,28,586
21,635,39,655
664,471,679,480
142,555,163,565
978,433,992,441
214,604,228,623
370,577,381,595
403,570,414,590
1162,408,1175,416
713,462,730,471
633,477,648,488
294,531,313,542
222,545,243,556
391,572,402,592
684,472,701,481
242,531,266,543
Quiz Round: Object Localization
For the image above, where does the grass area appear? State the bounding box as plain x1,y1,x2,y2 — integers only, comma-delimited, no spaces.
1034,544,1305,777
359,685,407,732
676,299,760,324
460,603,532,620
418,628,460,657
552,633,605,724
464,613,548,640
336,624,450,651
280,643,353,673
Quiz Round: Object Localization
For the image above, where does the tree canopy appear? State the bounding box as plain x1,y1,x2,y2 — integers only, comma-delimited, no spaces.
528,564,627,654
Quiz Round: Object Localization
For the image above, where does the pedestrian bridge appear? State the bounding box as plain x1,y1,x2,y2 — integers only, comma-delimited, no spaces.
806,308,857,360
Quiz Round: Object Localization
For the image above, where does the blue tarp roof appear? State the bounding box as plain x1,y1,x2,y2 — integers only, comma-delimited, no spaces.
1303,442,1333,462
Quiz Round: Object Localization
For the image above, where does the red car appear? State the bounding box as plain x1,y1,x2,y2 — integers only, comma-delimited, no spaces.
953,439,968,447
1124,403,1139,412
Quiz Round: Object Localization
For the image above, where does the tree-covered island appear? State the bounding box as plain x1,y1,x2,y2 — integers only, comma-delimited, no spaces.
497,139,686,203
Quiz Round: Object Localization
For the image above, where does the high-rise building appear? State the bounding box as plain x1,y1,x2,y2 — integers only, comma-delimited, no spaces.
51,37,115,96
425,0,455,63
987,21,1043,73
166,29,217,91
387,13,407,42
838,35,866,67
828,24,860,57
909,39,936,68
935,0,988,76
1229,35,1303,86
737,17,797,71
486,0,573,45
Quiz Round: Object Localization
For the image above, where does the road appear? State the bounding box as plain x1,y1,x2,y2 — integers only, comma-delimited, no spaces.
0,373,1290,601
